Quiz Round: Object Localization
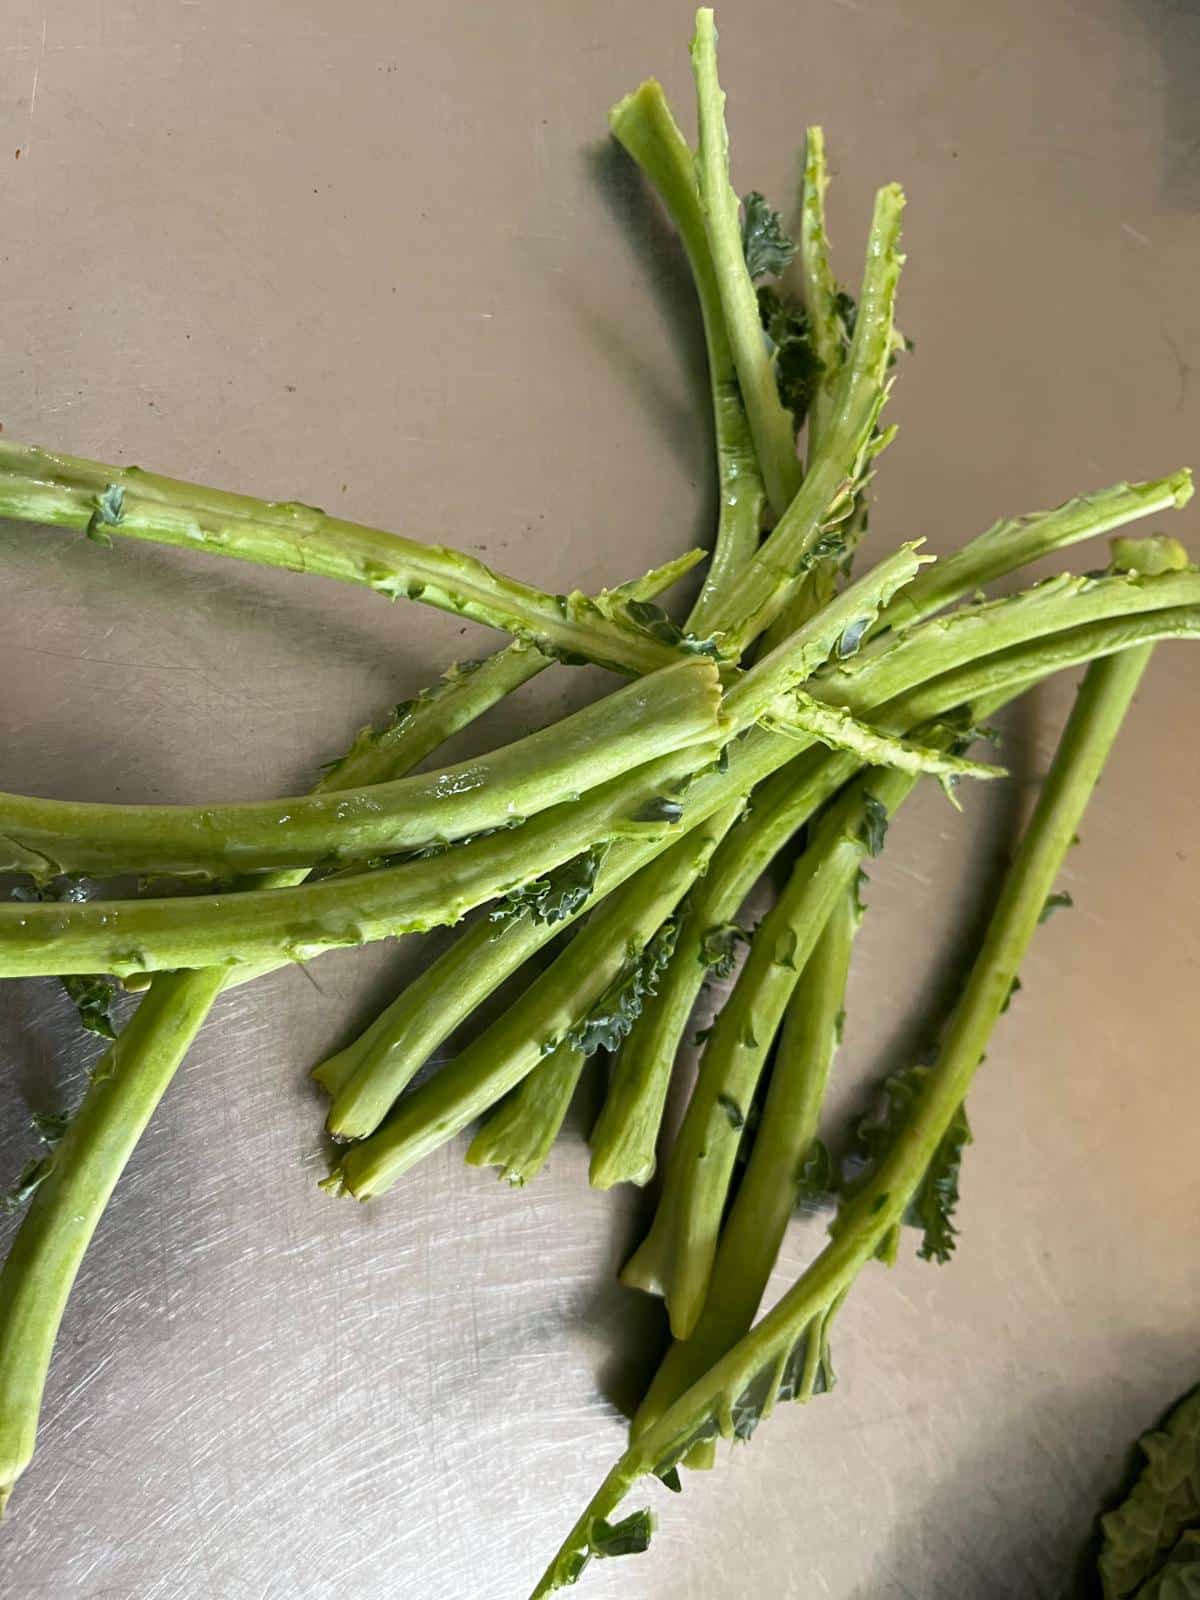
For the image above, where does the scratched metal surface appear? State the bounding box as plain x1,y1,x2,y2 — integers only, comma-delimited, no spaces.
1,2,1198,1597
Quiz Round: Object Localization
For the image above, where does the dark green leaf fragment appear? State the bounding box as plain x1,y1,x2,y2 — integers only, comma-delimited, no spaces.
591,1509,654,1560
833,289,858,341
861,792,889,857
757,284,823,431
699,921,748,979
85,483,125,545
1040,889,1074,923
1099,1384,1200,1599
488,846,604,929
31,1108,69,1146
632,796,685,825
566,922,679,1058
655,1466,683,1494
836,616,872,659
1000,975,1022,1014
60,973,118,1039
795,1138,833,1210
2,1156,53,1213
740,191,796,279
843,1065,973,1263
717,1093,745,1131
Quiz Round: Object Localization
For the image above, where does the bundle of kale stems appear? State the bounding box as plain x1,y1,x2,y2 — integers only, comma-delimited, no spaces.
0,11,1195,1595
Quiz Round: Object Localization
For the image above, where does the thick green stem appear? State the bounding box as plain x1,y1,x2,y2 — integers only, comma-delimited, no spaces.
636,880,858,1464
319,594,1200,1147
464,1042,588,1188
0,440,690,678
620,763,919,1338
335,814,734,1199
874,471,1193,637
699,182,906,652
0,658,721,880
0,740,722,979
608,80,766,630
689,8,801,519
528,645,1155,1598
0,968,228,1512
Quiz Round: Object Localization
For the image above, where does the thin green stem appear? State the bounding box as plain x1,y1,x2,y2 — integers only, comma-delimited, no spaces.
528,644,1155,1598
689,8,801,519
873,471,1193,637
0,441,691,677
636,879,859,1465
0,968,228,1511
464,1042,588,1188
798,125,845,456
608,80,766,631
620,762,919,1338
700,181,906,653
0,657,721,880
334,812,735,1199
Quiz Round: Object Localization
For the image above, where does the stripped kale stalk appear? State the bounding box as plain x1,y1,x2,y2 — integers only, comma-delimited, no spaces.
528,642,1159,1597
608,80,766,629
689,7,801,518
0,657,722,881
0,440,698,678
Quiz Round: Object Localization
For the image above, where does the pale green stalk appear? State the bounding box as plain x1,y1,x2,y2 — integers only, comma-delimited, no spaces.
528,644,1156,1597
0,657,720,880
689,7,801,519
637,881,859,1466
0,441,691,678
463,1042,588,1188
798,125,844,454
608,80,766,629
620,762,920,1337
699,181,906,653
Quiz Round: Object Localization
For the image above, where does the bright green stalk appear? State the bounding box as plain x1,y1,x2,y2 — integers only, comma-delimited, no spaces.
464,1042,588,1188
334,811,736,1199
699,181,906,653
689,8,800,519
638,881,859,1466
608,80,766,630
528,644,1155,1598
314,540,929,1134
811,565,1200,718
3,574,725,1512
0,967,229,1513
0,441,692,678
0,657,721,881
318,587,1200,1146
0,738,722,980
873,471,1193,637
620,762,919,1338
798,125,844,455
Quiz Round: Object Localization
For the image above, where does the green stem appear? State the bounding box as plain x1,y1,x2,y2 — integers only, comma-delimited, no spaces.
689,8,801,519
0,740,721,979
0,968,228,1512
319,595,1200,1147
608,80,766,631
463,1042,588,1188
636,879,859,1464
527,644,1155,1598
797,125,845,456
0,657,721,880
335,811,734,1199
874,471,1193,637
620,762,919,1338
0,440,690,677
700,181,906,653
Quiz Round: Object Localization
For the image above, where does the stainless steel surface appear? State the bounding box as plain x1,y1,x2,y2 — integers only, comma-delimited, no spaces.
2,2,1198,1596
